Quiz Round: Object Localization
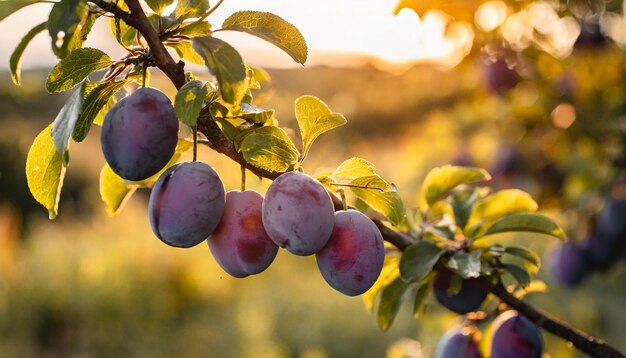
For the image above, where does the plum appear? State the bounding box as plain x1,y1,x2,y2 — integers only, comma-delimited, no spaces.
433,268,487,314
435,326,482,358
596,199,626,247
485,58,520,94
316,209,384,296
208,190,278,277
101,87,179,181
490,311,543,358
549,243,587,287
262,171,335,256
149,161,225,248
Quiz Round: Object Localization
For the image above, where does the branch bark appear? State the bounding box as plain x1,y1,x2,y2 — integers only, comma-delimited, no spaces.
89,2,625,357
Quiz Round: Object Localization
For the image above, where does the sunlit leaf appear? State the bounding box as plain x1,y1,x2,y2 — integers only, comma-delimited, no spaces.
73,80,127,142
377,275,410,332
167,41,205,65
178,21,212,36
99,164,137,215
363,255,400,312
192,36,247,105
174,0,209,21
399,240,444,282
46,48,112,93
412,282,430,318
238,126,300,173
295,95,347,160
470,189,538,223
350,177,405,226
175,80,208,127
222,11,308,65
51,83,85,164
505,246,540,267
110,13,136,48
479,213,566,241
10,21,47,85
331,157,376,181
239,103,275,125
0,0,42,21
145,0,173,14
47,0,90,58
25,124,67,219
422,165,491,205
448,250,482,279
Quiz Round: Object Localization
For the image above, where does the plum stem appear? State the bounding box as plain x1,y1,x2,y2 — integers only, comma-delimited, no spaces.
241,165,246,191
192,125,198,162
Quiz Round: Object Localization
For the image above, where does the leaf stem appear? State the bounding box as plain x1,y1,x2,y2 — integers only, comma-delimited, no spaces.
199,0,225,22
329,182,385,192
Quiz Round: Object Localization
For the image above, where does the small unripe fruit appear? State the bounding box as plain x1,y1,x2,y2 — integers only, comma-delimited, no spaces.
435,326,483,358
149,162,225,248
208,190,279,277
316,209,384,296
262,171,335,256
101,87,179,181
433,268,487,314
490,311,543,358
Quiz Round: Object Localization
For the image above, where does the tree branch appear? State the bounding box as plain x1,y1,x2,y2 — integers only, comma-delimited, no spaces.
89,2,625,356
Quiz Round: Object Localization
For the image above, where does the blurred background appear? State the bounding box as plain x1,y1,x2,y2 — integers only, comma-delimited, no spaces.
0,0,625,356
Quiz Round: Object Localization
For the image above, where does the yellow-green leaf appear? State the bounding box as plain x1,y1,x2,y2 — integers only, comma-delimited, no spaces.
10,21,47,85
174,0,209,21
192,36,247,105
331,157,376,181
145,0,173,14
350,176,405,226
377,275,410,332
0,0,41,21
175,80,207,127
470,189,538,223
178,21,212,36
422,165,491,205
51,83,85,164
479,213,566,241
73,80,126,142
167,41,205,65
363,255,400,313
46,48,112,93
295,95,347,160
99,164,137,215
399,240,444,282
25,124,67,219
222,10,308,65
47,0,90,58
238,126,300,173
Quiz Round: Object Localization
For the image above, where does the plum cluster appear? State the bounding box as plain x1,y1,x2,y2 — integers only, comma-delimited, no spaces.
550,198,626,287
100,100,384,294
434,311,543,358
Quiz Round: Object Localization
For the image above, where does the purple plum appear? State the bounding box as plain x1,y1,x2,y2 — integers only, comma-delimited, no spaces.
490,311,543,358
433,268,487,314
435,326,483,358
549,243,587,287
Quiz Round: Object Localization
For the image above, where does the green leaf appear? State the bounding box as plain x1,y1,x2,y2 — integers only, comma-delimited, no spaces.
47,0,90,58
25,124,67,219
504,264,531,288
505,246,540,267
73,80,127,142
222,11,308,65
331,157,376,181
295,95,347,160
451,187,478,230
238,126,300,173
350,177,405,226
167,41,205,65
422,165,491,205
479,213,566,241
399,240,444,282
178,20,212,36
240,103,275,125
46,48,112,93
192,36,247,105
412,283,430,318
10,21,47,86
377,275,410,332
51,83,85,164
0,0,41,21
470,189,538,223
99,164,136,215
175,80,207,127
145,0,173,14
174,0,209,21
447,250,482,279
362,255,400,313
110,16,136,49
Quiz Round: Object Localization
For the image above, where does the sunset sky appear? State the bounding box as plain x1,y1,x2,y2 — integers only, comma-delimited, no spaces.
0,0,473,70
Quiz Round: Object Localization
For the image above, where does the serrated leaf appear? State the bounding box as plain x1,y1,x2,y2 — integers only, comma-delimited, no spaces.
175,80,207,126
145,0,173,14
51,83,84,164
73,80,126,142
192,36,247,105
238,126,300,173
412,283,430,318
399,240,444,282
363,255,400,313
479,213,566,241
504,264,531,288
295,95,346,160
505,246,540,267
167,41,205,65
174,0,209,21
178,20,212,36
0,0,41,21
47,0,90,58
448,250,482,279
377,275,410,332
99,164,136,215
25,124,67,219
46,48,112,93
331,157,376,181
10,21,47,86
350,178,405,226
422,165,491,205
470,189,538,223
222,10,308,65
